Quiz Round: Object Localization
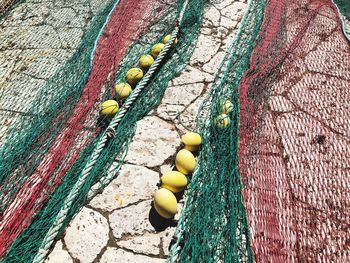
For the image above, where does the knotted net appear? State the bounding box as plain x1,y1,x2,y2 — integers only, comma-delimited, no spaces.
0,0,209,261
169,0,349,262
238,0,350,261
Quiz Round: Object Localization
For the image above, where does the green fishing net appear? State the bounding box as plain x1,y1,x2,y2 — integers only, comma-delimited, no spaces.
168,0,267,262
1,0,209,261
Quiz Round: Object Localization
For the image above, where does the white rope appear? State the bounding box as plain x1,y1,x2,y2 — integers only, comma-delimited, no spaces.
87,0,189,201
32,1,189,262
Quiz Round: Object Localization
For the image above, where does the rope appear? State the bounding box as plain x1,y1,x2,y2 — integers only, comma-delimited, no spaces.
86,0,190,201
32,1,189,262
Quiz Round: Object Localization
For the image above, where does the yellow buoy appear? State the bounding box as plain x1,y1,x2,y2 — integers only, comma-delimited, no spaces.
175,149,196,175
161,171,188,193
151,43,165,58
153,188,177,219
181,132,202,152
126,68,143,86
138,54,154,71
115,83,132,100
99,100,119,118
163,34,178,48
214,114,230,128
220,99,234,114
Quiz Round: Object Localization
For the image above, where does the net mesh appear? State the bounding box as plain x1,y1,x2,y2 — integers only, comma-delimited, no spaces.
334,0,350,19
168,0,267,262
0,0,22,18
169,0,350,262
1,0,349,262
238,0,350,261
0,0,209,261
0,0,164,256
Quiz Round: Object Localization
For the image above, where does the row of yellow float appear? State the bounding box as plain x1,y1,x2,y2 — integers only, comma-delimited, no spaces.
99,34,178,118
153,132,202,219
214,99,234,128
98,31,233,219
153,99,234,219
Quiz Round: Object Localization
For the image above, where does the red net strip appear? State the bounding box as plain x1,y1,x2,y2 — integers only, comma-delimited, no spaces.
239,0,350,261
0,0,168,256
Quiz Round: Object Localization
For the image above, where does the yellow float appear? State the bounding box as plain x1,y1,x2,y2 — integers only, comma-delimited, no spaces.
220,99,233,114
138,54,154,71
181,132,202,152
99,100,119,118
151,43,165,58
161,171,188,193
126,68,143,86
115,83,132,100
175,149,196,175
214,114,230,128
163,34,178,49
153,188,177,219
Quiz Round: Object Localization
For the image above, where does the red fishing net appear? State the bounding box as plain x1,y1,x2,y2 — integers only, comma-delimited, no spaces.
0,0,169,256
239,0,350,261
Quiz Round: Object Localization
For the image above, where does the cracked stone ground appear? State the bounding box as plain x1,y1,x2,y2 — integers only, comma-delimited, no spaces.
3,0,349,262
47,1,248,262
0,0,247,262
0,0,112,141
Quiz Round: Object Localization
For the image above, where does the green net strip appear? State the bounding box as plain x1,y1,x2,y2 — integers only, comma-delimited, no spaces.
1,0,209,262
168,0,267,262
0,0,119,201
333,0,350,42
334,0,350,20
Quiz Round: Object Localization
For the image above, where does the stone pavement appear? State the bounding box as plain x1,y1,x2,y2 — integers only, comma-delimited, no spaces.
2,0,349,262
0,0,110,142
43,0,248,262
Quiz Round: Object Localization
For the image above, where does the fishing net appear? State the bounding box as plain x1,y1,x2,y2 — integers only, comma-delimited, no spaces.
237,0,350,261
0,0,162,255
1,0,349,261
0,0,209,261
334,0,350,19
168,0,267,262
334,0,350,42
169,0,349,262
0,0,21,18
